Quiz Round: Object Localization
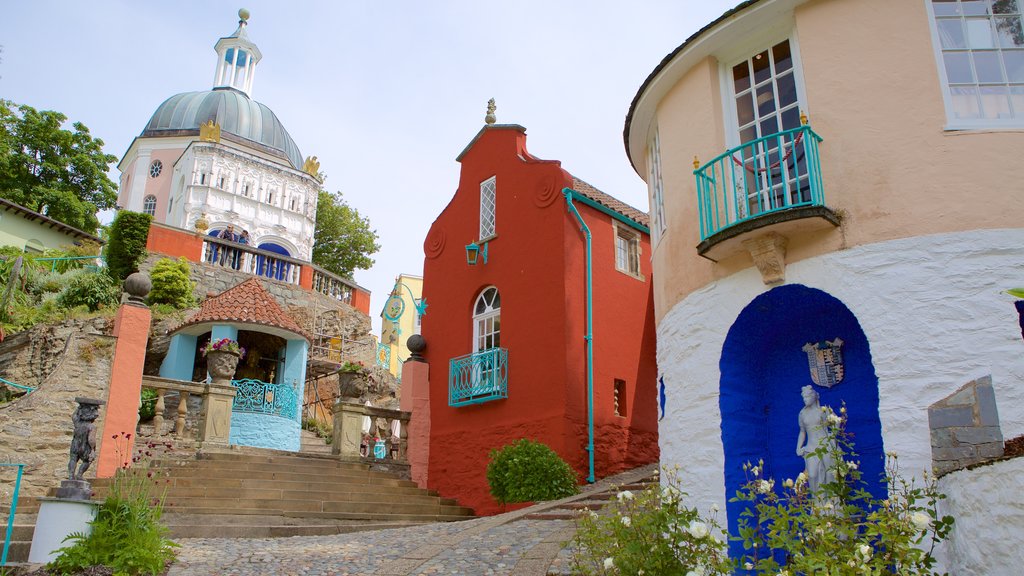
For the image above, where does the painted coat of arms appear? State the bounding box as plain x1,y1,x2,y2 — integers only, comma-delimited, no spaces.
802,338,844,388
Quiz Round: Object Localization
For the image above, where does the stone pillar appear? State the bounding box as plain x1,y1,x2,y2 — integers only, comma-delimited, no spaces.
198,381,236,446
97,273,152,478
403,335,430,488
332,401,367,457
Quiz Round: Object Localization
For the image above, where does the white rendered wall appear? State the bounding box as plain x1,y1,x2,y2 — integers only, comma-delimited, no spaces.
937,457,1024,575
657,228,1024,514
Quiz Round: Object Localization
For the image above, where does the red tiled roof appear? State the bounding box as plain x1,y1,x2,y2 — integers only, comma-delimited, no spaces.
172,277,311,341
570,177,650,228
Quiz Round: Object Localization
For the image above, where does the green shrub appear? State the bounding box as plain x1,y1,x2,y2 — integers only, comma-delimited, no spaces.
58,270,120,311
105,211,152,281
139,388,158,421
148,257,195,309
50,432,177,575
486,438,579,504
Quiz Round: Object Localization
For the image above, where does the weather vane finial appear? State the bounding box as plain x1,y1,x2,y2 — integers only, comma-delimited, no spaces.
485,98,497,125
238,8,250,25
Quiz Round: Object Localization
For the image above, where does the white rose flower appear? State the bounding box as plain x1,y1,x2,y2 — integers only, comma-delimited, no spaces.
686,520,709,538
604,557,615,570
710,502,720,513
617,490,634,501
620,515,631,527
847,461,859,470
858,544,871,558
744,562,754,570
783,478,794,488
756,479,774,494
911,511,932,531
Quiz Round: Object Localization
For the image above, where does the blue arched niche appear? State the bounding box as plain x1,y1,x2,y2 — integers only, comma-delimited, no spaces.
719,284,885,561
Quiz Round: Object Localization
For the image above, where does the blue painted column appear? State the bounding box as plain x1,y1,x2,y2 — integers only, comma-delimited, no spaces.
283,339,309,402
159,334,198,381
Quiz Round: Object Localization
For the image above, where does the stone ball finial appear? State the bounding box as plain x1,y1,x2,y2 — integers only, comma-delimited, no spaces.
407,334,427,362
485,98,496,125
194,213,210,234
239,8,250,22
124,272,152,305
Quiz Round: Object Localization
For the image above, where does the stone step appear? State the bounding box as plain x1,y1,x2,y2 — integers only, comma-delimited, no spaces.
2,540,31,564
152,495,472,517
94,465,418,488
164,520,427,539
89,485,452,505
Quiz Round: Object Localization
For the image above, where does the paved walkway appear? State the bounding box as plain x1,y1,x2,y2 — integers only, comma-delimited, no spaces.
167,465,656,576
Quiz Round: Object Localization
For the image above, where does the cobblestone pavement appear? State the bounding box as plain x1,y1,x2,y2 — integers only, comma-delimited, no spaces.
167,517,573,576
167,465,656,576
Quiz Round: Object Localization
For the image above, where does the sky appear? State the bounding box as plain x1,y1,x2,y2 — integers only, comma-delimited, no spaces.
1,1,738,335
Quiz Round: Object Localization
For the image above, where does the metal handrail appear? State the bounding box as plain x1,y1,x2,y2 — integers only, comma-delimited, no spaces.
694,124,825,241
33,255,106,272
0,376,35,396
1,463,25,566
449,347,509,407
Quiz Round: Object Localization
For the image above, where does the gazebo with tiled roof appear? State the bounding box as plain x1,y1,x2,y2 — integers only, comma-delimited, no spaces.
160,277,311,451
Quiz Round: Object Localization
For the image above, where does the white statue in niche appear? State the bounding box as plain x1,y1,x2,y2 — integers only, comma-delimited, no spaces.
796,385,836,496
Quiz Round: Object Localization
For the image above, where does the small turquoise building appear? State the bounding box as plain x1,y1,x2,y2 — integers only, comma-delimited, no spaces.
161,277,310,451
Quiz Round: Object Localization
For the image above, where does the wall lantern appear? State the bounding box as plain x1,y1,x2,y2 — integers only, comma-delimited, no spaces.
465,241,488,266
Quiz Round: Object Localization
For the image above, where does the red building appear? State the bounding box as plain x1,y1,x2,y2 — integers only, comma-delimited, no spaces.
419,118,659,515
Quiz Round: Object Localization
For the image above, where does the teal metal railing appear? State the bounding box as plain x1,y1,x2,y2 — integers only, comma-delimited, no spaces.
1,463,25,566
33,255,106,273
449,347,508,407
231,379,299,421
694,124,824,241
0,376,35,397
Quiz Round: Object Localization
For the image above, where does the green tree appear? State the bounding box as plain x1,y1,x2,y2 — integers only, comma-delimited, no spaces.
312,190,380,278
148,257,195,309
105,211,152,281
0,99,118,234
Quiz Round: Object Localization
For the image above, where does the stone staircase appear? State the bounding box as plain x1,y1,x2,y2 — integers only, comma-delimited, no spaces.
2,446,473,564
523,472,658,521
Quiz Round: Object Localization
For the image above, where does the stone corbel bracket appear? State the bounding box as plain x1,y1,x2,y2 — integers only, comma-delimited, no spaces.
742,232,788,285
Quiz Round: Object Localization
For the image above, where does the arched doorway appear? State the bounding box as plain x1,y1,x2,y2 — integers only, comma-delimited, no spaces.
257,242,291,281
719,284,885,560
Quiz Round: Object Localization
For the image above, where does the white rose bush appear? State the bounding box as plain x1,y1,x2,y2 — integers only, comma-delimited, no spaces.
570,468,732,575
570,405,953,575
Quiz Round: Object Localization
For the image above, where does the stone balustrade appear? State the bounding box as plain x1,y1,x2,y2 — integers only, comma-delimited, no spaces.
142,375,236,446
331,401,410,464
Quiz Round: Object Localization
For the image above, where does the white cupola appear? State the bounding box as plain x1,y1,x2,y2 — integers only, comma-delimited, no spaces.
212,8,263,97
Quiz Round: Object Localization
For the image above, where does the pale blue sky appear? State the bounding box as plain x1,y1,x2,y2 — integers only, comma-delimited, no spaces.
1,1,739,335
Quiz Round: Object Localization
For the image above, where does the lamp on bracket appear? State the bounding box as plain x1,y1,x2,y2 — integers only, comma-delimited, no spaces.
465,241,489,266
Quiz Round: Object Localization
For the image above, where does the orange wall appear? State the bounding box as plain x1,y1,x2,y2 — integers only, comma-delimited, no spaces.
351,287,371,315
421,126,657,515
146,222,204,261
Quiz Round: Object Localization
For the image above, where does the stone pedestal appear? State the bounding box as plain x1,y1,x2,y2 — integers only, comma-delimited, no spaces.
403,359,430,489
54,479,92,501
28,498,99,563
332,401,367,457
198,380,237,446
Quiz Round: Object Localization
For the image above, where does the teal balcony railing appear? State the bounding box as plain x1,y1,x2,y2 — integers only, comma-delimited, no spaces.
449,347,508,407
231,379,299,421
694,124,824,241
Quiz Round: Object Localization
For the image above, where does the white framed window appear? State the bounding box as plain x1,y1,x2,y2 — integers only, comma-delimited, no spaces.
614,224,642,278
647,129,666,242
142,195,157,216
479,176,496,240
473,287,500,352
928,0,1024,127
729,38,804,145
149,160,163,178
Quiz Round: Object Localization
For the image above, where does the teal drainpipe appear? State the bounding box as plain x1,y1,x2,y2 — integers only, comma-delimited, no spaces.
563,188,595,483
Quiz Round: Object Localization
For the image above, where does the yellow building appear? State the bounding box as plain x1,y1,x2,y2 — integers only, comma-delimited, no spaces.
624,0,1022,571
377,274,424,378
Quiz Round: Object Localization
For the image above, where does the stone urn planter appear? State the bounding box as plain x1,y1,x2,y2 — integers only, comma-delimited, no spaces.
207,350,241,381
338,371,367,400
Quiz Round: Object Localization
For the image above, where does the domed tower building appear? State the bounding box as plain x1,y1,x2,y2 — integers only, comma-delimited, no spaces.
116,9,320,264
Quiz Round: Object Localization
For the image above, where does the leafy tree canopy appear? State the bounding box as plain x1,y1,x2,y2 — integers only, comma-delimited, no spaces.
312,190,380,278
0,99,118,234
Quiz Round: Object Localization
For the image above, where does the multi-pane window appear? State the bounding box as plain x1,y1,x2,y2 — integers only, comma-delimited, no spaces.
142,195,157,216
149,160,163,178
930,0,1024,124
473,287,500,352
732,39,802,145
480,176,496,240
615,226,641,277
647,129,666,241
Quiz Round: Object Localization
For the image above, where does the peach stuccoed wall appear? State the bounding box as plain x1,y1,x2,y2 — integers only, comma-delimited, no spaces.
635,0,1024,323
96,303,151,477
402,359,430,489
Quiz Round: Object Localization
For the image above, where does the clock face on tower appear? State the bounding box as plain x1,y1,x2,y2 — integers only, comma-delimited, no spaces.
383,294,405,322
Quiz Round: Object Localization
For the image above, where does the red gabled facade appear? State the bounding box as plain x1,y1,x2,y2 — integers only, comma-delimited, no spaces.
420,124,658,515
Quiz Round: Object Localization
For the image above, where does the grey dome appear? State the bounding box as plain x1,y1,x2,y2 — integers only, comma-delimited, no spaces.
143,89,303,170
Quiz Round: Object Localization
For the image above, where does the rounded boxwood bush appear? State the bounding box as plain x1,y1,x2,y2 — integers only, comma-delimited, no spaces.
57,270,120,311
148,257,195,309
486,438,579,504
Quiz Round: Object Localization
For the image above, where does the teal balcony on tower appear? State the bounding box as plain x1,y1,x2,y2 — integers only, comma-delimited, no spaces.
449,347,508,407
694,124,839,260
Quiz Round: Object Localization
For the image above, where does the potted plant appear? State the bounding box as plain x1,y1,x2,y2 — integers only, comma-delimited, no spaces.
204,337,246,380
337,360,367,399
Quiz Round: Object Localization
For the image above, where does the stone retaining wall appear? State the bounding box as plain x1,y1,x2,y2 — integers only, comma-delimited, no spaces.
928,376,1004,476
